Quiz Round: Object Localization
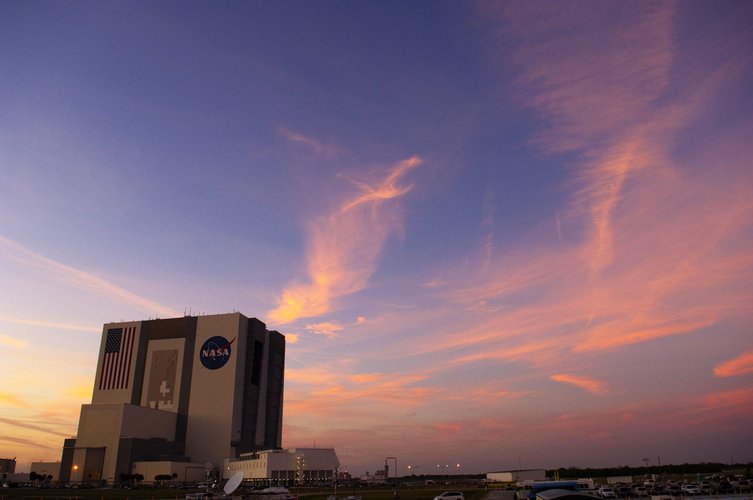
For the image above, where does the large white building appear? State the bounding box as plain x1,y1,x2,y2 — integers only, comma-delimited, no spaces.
61,313,285,484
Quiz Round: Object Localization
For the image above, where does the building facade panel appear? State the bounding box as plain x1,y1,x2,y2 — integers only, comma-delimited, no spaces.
92,323,142,405
140,337,185,412
184,314,245,467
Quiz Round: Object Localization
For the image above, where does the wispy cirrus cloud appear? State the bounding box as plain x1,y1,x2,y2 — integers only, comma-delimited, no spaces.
304,321,343,338
268,156,422,323
550,373,609,395
0,415,72,438
0,435,58,451
0,333,29,349
279,128,340,158
284,362,435,419
0,392,27,407
303,316,366,339
0,316,100,332
0,236,179,317
402,1,753,373
502,3,675,275
713,351,753,377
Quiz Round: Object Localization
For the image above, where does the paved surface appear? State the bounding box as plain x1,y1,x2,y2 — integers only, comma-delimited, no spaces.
485,490,516,500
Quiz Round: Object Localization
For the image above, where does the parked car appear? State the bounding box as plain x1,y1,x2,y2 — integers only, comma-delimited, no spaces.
632,486,649,497
434,492,464,500
616,486,631,497
599,487,616,498
681,484,701,495
668,485,683,496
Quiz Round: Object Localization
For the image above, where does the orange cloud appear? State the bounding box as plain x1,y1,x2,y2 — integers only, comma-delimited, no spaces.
285,333,300,344
713,351,753,377
0,333,28,349
698,388,753,409
284,363,434,423
550,374,609,395
268,156,421,323
0,391,27,407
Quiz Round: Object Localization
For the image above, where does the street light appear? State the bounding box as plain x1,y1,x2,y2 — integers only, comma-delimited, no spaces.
437,464,449,479
386,457,398,499
408,465,419,476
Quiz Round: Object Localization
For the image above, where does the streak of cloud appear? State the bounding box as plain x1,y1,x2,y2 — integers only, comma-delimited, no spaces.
403,1,753,373
284,364,435,422
304,321,343,338
279,128,340,158
0,316,100,332
550,374,609,395
268,156,422,323
713,351,753,378
0,333,28,349
0,416,72,438
0,392,27,407
0,236,180,318
0,435,58,451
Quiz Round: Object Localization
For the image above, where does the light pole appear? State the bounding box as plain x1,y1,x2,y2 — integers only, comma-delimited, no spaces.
408,465,420,476
437,464,449,480
386,457,398,500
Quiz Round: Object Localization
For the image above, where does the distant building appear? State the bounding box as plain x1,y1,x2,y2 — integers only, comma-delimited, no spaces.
487,469,547,483
30,462,61,480
224,447,340,484
61,313,285,484
0,457,16,474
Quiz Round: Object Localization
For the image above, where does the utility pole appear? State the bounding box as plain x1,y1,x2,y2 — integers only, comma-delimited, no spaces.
386,457,398,500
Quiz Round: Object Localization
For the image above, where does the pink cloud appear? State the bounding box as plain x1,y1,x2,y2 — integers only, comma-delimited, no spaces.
268,156,421,323
279,128,340,157
550,373,609,395
713,350,753,377
393,1,753,374
276,4,753,474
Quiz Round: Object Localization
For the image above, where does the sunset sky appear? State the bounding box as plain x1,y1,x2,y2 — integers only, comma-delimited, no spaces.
1,1,752,475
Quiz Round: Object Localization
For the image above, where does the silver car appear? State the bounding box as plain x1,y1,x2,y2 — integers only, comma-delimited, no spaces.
598,487,616,498
434,492,465,500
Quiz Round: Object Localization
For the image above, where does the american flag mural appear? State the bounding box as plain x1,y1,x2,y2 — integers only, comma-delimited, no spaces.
99,327,135,390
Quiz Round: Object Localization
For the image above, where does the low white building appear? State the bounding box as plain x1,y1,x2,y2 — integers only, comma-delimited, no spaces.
224,448,339,484
487,469,547,483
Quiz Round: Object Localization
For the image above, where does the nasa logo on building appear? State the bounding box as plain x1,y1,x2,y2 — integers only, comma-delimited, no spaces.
199,336,235,370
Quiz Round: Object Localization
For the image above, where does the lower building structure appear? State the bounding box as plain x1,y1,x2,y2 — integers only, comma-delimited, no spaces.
224,448,340,485
30,461,62,481
0,457,16,474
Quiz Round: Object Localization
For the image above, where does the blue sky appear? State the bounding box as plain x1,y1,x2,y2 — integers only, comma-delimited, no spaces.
1,1,753,475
